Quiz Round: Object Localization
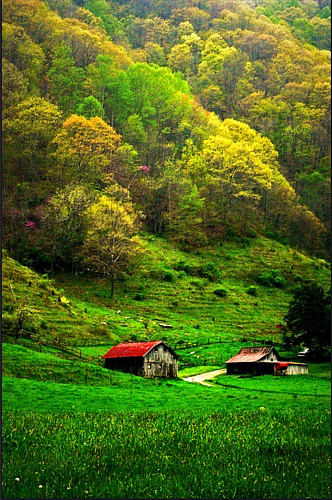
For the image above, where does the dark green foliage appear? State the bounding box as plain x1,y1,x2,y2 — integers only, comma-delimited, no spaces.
134,293,146,301
257,269,285,288
163,271,175,282
283,281,330,356
173,261,220,282
247,286,258,296
213,288,228,298
2,313,15,334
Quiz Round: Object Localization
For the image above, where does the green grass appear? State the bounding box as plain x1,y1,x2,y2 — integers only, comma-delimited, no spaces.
3,236,329,350
178,366,221,378
2,408,330,499
213,368,330,397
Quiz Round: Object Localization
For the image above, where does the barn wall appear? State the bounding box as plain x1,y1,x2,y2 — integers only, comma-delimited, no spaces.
226,363,255,375
104,357,144,376
286,363,308,375
263,349,279,363
143,345,178,378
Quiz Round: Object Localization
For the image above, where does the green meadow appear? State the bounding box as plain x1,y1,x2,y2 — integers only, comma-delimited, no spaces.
3,409,330,499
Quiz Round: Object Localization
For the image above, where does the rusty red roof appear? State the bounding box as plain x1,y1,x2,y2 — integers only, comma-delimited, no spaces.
103,341,163,359
226,346,274,363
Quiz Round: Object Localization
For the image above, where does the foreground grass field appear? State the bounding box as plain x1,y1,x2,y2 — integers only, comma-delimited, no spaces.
2,353,331,498
2,408,330,499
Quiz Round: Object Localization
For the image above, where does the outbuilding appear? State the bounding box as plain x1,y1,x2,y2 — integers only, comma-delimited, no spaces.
226,346,308,375
102,341,179,378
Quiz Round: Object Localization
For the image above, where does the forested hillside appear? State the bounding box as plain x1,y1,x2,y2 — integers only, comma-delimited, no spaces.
2,0,331,280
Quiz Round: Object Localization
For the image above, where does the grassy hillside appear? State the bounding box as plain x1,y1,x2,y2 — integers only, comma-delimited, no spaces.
2,235,329,350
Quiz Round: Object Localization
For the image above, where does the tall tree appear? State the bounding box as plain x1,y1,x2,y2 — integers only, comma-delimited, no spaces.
51,114,121,187
38,183,95,272
82,193,143,297
283,282,330,357
46,42,85,116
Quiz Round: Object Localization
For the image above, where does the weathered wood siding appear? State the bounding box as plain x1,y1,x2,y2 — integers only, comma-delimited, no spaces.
262,350,279,363
285,363,308,375
142,344,178,378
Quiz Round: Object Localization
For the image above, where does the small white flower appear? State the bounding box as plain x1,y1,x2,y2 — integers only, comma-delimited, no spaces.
39,485,43,488
15,478,20,482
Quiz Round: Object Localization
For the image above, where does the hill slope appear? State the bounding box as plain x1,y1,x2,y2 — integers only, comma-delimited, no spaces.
2,236,329,366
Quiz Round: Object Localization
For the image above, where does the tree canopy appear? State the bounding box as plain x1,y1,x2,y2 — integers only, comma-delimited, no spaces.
283,282,331,357
2,0,330,278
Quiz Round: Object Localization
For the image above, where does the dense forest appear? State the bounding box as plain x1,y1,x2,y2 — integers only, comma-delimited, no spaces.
2,0,331,281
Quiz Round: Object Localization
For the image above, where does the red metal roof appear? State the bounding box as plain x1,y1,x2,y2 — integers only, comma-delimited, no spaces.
226,346,273,363
275,362,288,371
102,341,163,359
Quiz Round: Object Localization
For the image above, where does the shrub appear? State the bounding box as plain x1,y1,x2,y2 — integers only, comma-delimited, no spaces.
197,262,220,282
134,293,145,301
163,271,175,282
2,313,15,334
257,269,285,288
214,288,228,298
247,286,258,296
173,261,220,282
173,260,195,275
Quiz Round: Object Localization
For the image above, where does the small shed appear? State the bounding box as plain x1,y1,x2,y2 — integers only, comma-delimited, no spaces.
226,346,308,375
102,341,178,378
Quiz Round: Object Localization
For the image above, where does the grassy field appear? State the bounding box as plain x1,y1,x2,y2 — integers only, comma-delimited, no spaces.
2,408,330,499
2,236,331,499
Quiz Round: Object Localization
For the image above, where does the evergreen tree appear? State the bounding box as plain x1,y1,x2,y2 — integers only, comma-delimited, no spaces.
283,282,330,357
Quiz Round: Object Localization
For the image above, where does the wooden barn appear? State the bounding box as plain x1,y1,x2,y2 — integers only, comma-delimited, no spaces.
102,341,179,378
226,346,308,375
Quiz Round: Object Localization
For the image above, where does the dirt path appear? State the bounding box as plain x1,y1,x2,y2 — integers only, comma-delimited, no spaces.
183,369,226,386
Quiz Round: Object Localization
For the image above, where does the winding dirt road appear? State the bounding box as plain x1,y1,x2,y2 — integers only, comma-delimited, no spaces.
183,368,226,386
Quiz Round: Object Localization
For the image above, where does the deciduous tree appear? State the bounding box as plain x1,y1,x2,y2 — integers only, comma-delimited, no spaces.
82,194,143,297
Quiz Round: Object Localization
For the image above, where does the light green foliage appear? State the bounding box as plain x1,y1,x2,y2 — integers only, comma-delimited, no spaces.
257,269,285,287
2,21,45,91
47,42,85,116
76,95,104,119
2,58,29,111
38,183,95,271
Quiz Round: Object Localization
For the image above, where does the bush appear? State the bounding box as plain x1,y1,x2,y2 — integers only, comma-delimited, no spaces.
163,271,175,282
197,262,220,282
2,313,15,334
173,260,195,275
214,288,228,298
134,293,145,301
173,261,220,282
257,270,285,288
247,286,258,296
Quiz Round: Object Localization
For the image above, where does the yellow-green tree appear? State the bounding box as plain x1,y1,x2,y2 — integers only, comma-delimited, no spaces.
82,194,143,297
51,114,121,187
